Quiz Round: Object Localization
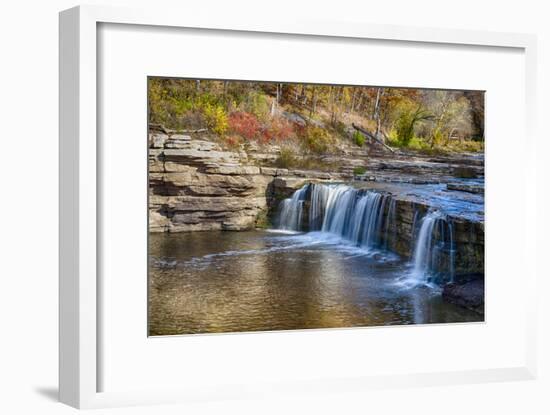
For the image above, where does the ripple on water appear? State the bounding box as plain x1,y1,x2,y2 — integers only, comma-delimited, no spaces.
148,230,483,335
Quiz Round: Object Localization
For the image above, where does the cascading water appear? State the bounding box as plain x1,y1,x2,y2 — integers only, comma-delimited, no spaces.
410,210,455,285
276,183,457,287
383,198,397,250
359,192,386,248
281,183,393,250
309,183,330,230
411,210,442,281
277,185,308,231
321,185,359,237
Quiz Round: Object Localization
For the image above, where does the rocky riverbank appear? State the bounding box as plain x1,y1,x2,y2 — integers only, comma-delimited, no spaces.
148,131,349,232
149,130,484,313
149,131,484,233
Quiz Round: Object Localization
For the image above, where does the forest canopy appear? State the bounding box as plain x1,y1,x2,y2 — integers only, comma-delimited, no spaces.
148,78,484,155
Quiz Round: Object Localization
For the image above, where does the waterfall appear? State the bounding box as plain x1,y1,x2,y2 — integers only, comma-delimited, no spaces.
318,185,390,250
277,185,308,231
309,183,330,230
383,198,397,250
279,184,392,250
276,183,456,285
359,192,386,249
321,185,358,237
410,210,455,284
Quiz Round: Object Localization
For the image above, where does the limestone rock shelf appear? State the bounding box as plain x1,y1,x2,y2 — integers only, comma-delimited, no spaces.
148,132,342,232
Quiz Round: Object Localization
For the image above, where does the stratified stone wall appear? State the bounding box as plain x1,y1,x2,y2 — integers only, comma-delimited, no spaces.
149,133,270,232
148,133,343,232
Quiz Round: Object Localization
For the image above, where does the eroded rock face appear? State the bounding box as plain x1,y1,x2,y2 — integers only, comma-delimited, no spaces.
149,134,272,232
149,133,340,232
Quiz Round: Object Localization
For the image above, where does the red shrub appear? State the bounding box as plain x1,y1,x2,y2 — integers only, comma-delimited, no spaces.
228,111,260,140
261,118,295,142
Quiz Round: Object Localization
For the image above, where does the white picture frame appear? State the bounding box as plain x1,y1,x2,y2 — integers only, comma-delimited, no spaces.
59,4,538,409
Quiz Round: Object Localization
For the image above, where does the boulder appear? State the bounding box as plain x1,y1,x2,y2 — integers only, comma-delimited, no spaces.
442,279,485,314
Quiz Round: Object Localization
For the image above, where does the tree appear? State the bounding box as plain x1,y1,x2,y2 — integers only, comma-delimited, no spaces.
394,99,433,145
464,90,485,140
423,91,473,147
147,78,483,153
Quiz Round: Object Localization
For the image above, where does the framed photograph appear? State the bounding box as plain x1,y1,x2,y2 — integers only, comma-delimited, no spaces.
60,5,538,409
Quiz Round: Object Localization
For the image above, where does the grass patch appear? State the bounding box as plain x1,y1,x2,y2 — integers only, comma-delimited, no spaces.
353,130,366,147
275,147,298,169
255,210,271,229
353,166,366,175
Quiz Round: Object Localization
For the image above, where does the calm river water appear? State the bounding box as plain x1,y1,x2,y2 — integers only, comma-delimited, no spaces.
148,230,482,335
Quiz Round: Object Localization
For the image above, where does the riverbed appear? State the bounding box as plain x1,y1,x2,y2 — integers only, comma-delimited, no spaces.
148,230,482,336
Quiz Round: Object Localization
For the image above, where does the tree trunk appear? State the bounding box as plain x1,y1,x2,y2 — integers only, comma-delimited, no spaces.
372,87,382,119
352,123,395,153
373,87,385,138
350,88,357,113
310,87,317,118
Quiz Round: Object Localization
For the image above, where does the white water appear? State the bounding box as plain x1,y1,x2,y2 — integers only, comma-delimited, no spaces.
408,210,455,286
411,210,443,283
277,185,308,231
281,184,392,251
309,183,330,230
383,198,397,250
277,183,457,287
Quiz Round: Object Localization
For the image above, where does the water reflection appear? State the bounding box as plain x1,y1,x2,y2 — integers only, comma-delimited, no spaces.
148,231,482,335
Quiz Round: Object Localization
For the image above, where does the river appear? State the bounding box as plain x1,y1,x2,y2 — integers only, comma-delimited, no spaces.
149,228,482,336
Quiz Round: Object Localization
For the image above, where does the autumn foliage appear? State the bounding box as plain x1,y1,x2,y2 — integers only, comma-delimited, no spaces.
148,78,484,155
228,111,261,140
261,118,295,142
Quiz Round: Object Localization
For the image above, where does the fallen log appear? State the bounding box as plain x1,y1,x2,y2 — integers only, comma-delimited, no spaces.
352,123,395,153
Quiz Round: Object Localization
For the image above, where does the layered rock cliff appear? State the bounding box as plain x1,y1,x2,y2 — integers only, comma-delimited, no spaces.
148,132,343,232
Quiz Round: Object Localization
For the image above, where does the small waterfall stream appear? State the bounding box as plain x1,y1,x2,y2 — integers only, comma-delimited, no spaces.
276,183,456,286
411,211,442,282
315,184,391,250
410,210,455,284
277,185,308,231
